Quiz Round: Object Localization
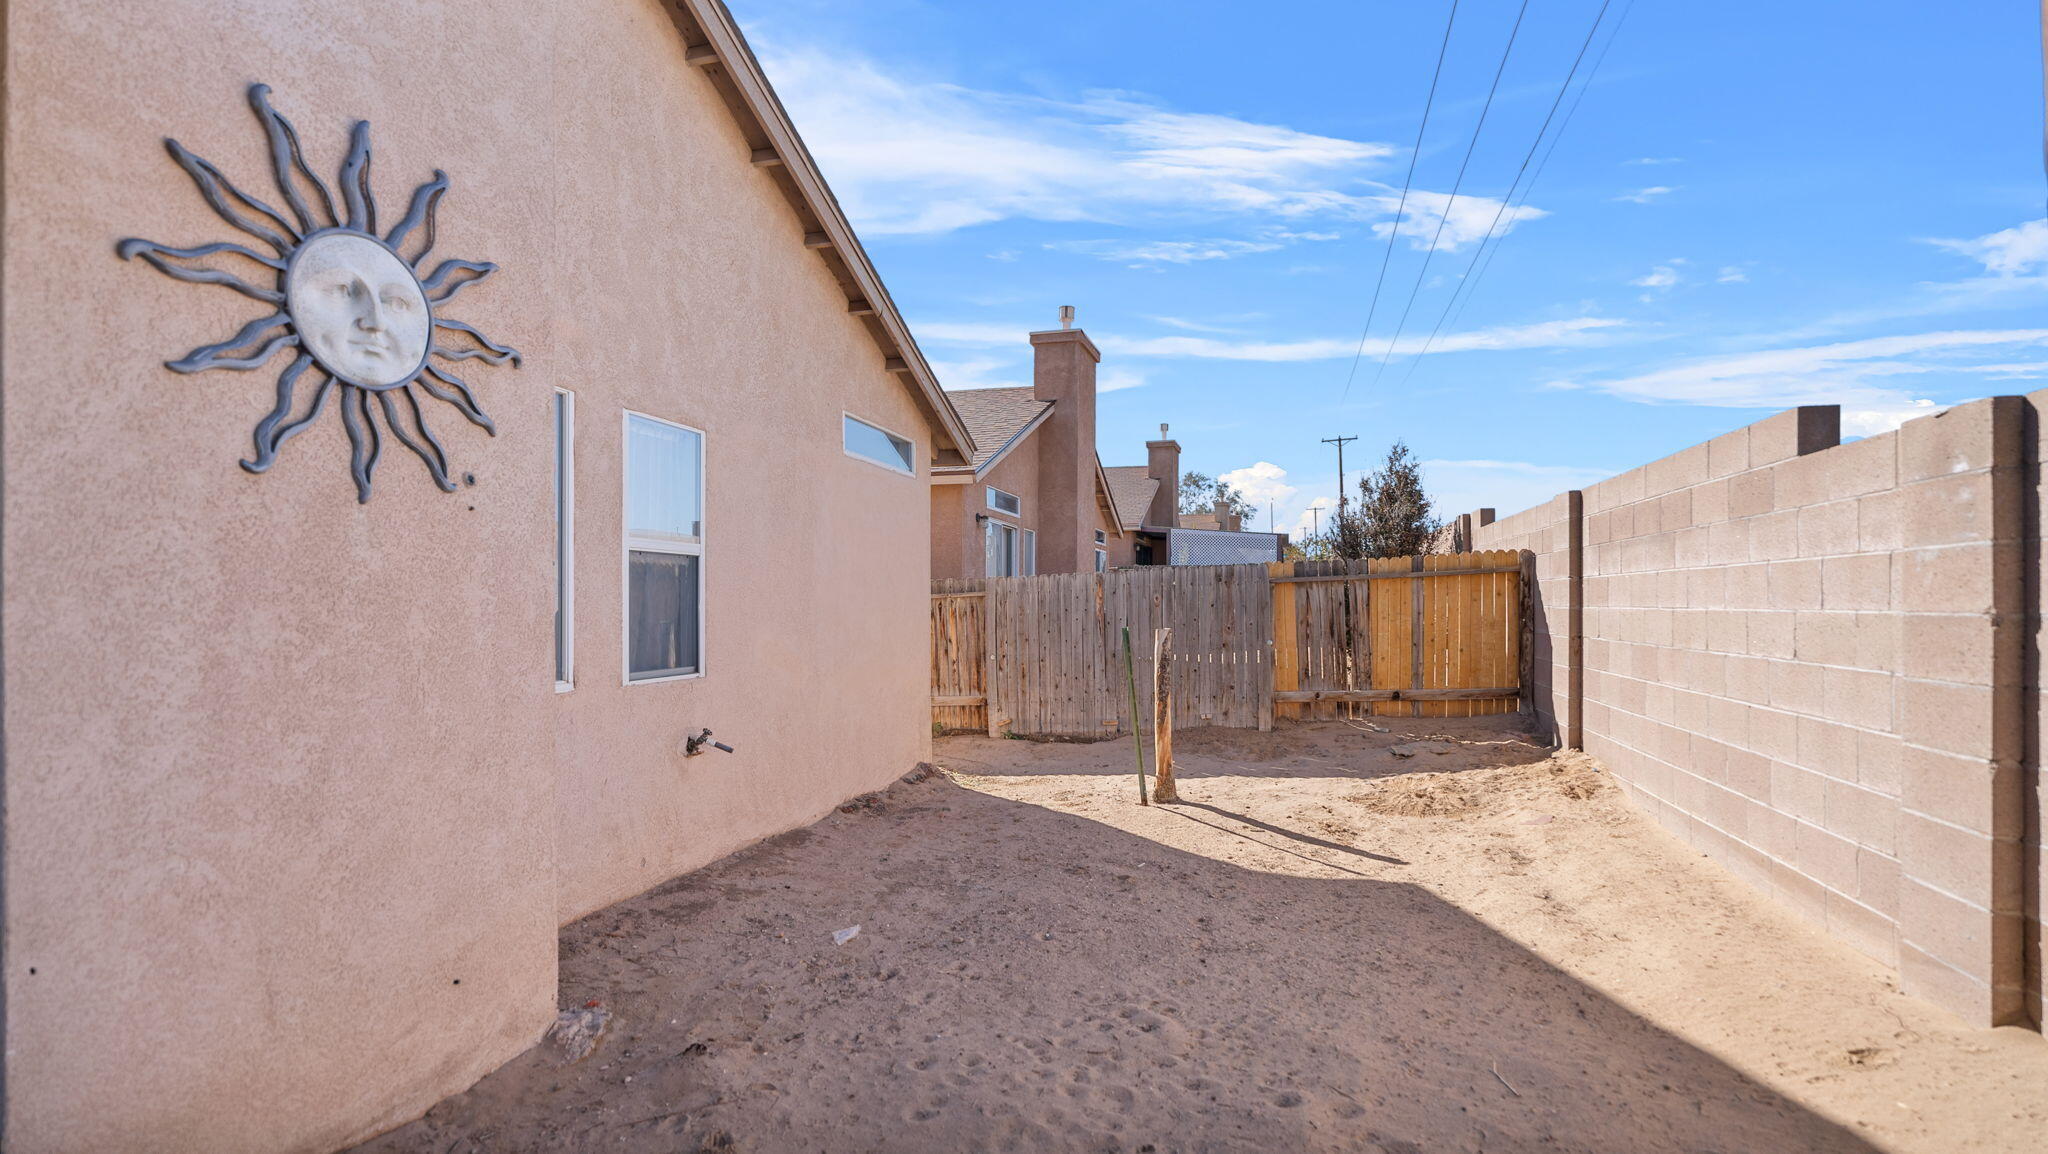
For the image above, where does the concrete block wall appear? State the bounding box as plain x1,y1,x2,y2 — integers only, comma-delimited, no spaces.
1470,400,2038,1028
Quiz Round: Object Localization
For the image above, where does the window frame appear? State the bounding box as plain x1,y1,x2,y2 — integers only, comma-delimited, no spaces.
554,388,576,693
1094,528,1107,546
1094,548,1108,573
1020,528,1036,576
987,486,1022,516
621,409,707,687
984,516,1021,577
842,411,917,476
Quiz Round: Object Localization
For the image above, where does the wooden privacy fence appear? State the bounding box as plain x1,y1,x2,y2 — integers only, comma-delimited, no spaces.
933,549,1527,738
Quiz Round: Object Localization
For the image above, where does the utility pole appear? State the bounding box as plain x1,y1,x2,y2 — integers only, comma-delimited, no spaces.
1309,506,1322,538
1322,435,1358,513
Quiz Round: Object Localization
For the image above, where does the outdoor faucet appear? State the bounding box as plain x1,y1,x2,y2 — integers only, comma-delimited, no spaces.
686,728,735,757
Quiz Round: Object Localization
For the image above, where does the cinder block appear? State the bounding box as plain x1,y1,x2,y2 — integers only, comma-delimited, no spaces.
1893,543,2013,615
1793,611,1856,666
1897,678,1999,761
1898,878,2021,985
1724,746,1772,800
1771,858,1831,924
1899,940,2024,1027
1899,812,2021,914
1693,478,1731,524
1900,744,2024,839
1768,559,1823,609
1725,562,1769,610
1753,806,1798,859
1773,450,1841,511
1751,405,1843,466
1858,731,1904,794
1794,819,1862,894
1771,760,1828,823
1903,470,2016,547
1856,847,1901,915
1748,611,1795,659
1853,611,1900,671
1826,431,1902,498
1828,890,1901,966
1796,499,1859,558
1730,470,1776,519
1824,667,1894,731
1858,489,1903,552
1744,512,1794,561
1707,518,1749,562
1707,427,1750,478
1749,705,1800,761
1821,553,1891,611
1767,658,1826,715
1899,614,1995,686
1796,714,1859,777
1824,777,1898,854
1709,610,1750,656
1897,396,2022,484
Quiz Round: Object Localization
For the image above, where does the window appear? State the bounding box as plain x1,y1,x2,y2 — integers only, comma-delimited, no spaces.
1094,528,1107,546
844,413,914,474
624,412,704,682
1095,548,1108,573
553,390,575,690
985,520,1020,577
987,486,1021,516
1021,529,1036,576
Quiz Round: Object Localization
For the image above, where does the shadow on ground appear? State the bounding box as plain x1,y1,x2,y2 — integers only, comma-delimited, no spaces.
355,736,1875,1154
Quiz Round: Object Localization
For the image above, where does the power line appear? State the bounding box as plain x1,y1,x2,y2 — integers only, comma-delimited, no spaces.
1396,0,1616,385
1340,0,1463,403
1446,0,1635,333
1367,0,1533,391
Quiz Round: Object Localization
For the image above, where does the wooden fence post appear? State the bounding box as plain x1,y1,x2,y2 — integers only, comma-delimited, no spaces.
1152,627,1178,803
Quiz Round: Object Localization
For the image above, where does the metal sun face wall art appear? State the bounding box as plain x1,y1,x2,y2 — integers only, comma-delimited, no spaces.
119,84,521,503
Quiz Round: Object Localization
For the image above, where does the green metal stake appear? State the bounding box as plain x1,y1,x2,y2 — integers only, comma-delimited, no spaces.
1123,624,1149,806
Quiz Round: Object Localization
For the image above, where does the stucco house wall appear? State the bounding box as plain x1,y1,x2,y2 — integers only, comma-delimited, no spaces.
1,0,941,1149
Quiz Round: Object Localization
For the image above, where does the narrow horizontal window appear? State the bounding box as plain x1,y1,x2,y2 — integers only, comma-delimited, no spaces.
988,486,1022,516
844,414,914,474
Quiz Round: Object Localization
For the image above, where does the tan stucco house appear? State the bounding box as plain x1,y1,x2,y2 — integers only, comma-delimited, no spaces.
0,1,976,1150
931,323,1284,578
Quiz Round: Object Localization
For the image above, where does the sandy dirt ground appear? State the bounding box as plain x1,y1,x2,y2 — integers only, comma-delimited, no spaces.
356,717,2048,1153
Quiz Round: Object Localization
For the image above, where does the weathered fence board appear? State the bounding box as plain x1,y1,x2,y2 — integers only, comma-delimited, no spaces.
933,551,1522,737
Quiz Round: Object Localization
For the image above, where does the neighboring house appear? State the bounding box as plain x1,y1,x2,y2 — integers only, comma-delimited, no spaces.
2,3,973,1151
932,337,1284,578
930,317,1129,577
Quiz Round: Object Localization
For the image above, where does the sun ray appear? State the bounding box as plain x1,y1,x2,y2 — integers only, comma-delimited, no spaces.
165,138,300,255
242,370,336,475
118,239,287,304
420,259,496,303
387,172,448,265
339,384,382,504
339,121,375,233
127,85,519,502
240,353,317,471
249,84,338,233
167,312,292,373
379,388,458,491
419,364,497,434
431,318,522,366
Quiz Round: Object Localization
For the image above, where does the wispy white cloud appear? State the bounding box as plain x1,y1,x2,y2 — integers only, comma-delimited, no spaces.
1370,190,1547,253
1613,186,1675,204
1097,367,1148,392
1557,328,2048,433
1624,157,1683,166
926,357,1028,391
1716,266,1749,284
914,316,1626,362
1631,265,1680,289
1927,218,2048,278
1047,238,1284,264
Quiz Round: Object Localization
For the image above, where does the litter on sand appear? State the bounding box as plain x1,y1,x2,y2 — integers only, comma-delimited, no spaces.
833,925,861,945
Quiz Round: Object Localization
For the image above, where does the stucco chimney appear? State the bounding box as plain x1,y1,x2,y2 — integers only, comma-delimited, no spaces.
1031,307,1101,574
1145,423,1180,530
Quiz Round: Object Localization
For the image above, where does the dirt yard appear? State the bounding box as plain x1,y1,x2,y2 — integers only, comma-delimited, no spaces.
357,718,2048,1153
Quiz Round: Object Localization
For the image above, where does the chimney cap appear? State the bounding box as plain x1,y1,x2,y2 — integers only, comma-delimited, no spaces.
1059,305,1075,330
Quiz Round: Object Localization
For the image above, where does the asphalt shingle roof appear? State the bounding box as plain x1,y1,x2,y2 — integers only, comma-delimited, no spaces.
1101,466,1160,531
943,387,1053,470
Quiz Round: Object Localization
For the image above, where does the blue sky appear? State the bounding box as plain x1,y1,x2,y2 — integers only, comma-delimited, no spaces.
732,0,2047,535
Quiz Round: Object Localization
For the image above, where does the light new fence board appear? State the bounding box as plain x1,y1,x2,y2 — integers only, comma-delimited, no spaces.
933,551,1522,737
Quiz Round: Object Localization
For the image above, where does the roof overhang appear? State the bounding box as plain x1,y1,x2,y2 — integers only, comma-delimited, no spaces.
930,399,1056,482
1094,456,1127,539
668,0,976,461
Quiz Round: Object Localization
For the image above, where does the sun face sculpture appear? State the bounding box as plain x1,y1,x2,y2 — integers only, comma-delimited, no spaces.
119,84,520,503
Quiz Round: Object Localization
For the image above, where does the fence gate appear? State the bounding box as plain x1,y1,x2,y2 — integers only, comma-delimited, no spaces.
931,550,1524,738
